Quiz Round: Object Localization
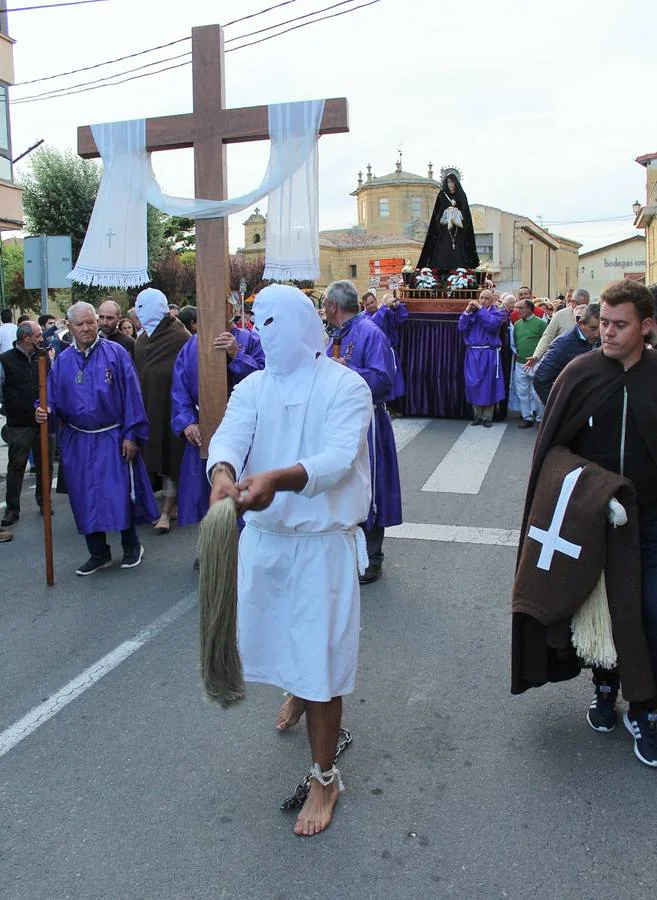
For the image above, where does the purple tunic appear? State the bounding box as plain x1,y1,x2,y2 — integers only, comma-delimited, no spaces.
368,304,409,400
326,313,402,530
172,327,265,526
47,340,159,534
457,306,507,406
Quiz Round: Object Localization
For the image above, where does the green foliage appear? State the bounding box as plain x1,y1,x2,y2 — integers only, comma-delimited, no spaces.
162,215,196,252
150,252,196,305
229,254,266,295
0,240,38,311
20,145,101,262
147,205,169,267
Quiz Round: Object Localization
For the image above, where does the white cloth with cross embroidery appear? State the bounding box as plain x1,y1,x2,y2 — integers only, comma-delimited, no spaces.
68,100,324,288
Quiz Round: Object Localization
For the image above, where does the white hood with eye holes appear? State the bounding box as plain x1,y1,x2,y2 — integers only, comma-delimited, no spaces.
253,283,325,405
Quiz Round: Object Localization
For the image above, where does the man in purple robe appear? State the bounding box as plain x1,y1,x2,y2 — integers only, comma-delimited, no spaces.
457,290,507,427
36,302,159,576
171,323,265,529
325,280,402,584
362,291,409,400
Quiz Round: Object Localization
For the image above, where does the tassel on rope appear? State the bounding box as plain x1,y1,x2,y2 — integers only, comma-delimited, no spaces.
198,497,245,708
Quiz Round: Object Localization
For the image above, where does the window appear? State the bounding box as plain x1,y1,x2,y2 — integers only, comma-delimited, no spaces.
253,233,261,244
0,85,12,183
379,198,390,217
475,232,494,261
410,197,422,218
350,264,357,278
361,200,366,222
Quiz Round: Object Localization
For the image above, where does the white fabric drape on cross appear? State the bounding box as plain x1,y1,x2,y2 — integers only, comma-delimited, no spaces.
68,99,325,288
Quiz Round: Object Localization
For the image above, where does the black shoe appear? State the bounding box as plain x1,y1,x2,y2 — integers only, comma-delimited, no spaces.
470,418,482,426
624,710,657,767
483,420,493,428
120,544,144,569
76,555,112,576
359,565,380,585
1,510,19,527
193,557,200,571
587,683,618,732
518,420,534,429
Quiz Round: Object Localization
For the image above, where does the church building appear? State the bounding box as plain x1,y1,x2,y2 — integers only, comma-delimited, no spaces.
239,156,580,297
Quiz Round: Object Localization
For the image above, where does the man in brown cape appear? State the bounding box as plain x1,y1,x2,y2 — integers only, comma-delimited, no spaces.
134,288,190,534
513,279,657,768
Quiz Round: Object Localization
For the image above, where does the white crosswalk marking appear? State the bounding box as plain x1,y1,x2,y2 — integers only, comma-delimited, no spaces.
391,417,431,452
386,522,520,547
421,422,507,494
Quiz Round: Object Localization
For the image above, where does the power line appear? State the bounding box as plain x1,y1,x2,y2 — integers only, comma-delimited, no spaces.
7,0,107,11
12,0,382,105
14,0,363,101
225,0,365,44
223,0,303,28
13,50,191,102
13,36,190,87
544,214,634,226
226,0,381,53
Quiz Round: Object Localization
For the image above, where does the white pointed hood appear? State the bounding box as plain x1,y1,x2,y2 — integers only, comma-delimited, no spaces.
135,287,169,337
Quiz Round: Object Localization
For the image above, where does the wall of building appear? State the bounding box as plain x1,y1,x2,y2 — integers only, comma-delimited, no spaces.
578,236,646,298
355,181,438,237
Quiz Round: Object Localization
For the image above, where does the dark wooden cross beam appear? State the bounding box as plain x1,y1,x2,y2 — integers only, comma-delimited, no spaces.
78,24,349,453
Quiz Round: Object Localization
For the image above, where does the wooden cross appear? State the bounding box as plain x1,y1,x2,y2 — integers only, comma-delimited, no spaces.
77,24,349,453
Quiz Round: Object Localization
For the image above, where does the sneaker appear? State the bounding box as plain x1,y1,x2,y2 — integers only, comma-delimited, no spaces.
518,420,534,429
624,710,657,767
120,544,144,569
76,555,112,576
0,529,14,543
587,683,618,732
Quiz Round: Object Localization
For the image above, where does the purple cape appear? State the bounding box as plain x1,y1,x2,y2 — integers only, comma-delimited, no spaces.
171,328,265,526
457,306,507,406
327,313,402,529
47,340,158,534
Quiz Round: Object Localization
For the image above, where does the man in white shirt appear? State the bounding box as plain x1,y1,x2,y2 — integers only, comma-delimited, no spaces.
207,284,373,837
0,308,17,354
525,287,591,368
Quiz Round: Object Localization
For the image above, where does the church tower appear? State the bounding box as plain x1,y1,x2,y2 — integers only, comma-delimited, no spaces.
243,207,267,247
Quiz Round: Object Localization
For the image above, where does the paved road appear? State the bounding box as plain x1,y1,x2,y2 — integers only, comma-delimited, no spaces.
0,418,653,900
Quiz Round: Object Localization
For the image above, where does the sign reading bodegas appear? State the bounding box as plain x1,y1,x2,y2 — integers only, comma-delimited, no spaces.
604,257,645,269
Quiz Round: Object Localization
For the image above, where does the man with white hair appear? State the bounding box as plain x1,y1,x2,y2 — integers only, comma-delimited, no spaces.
36,301,158,575
208,284,372,836
524,287,590,368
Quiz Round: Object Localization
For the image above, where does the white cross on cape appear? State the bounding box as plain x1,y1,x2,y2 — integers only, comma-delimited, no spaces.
528,467,584,571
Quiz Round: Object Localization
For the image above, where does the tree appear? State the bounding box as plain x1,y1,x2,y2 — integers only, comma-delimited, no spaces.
0,241,37,311
150,252,196,305
229,254,266,295
162,215,196,253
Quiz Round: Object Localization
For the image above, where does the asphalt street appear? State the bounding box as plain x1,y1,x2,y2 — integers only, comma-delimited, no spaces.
0,417,655,900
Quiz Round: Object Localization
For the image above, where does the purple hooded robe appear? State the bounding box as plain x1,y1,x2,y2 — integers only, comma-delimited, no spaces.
46,339,158,534
366,303,409,399
457,305,507,406
326,313,402,530
171,327,265,526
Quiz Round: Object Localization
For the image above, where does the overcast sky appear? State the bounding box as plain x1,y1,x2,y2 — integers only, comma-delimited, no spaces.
8,0,654,255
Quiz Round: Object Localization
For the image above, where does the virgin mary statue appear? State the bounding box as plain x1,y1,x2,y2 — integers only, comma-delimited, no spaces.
417,171,480,273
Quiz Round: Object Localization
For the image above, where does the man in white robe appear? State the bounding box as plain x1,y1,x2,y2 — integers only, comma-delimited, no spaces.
207,284,372,837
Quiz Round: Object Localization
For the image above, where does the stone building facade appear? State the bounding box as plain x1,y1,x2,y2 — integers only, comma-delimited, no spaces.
634,151,657,286
239,157,580,298
578,235,646,299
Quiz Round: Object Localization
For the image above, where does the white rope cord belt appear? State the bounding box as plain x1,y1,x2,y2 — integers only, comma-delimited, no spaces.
468,345,501,378
247,521,369,574
68,422,121,433
308,762,344,791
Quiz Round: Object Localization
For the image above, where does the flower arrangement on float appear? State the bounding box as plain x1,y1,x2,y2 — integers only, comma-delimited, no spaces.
414,267,439,289
446,268,478,291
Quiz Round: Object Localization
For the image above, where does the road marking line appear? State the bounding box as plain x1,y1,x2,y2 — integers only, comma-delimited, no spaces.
392,418,432,453
0,592,197,759
386,521,520,547
421,422,507,494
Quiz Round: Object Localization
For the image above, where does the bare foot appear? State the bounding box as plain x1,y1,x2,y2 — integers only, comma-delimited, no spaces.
154,514,170,533
293,779,339,837
276,694,306,731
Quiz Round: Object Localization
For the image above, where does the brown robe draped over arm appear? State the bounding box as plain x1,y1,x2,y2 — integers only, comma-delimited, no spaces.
512,348,657,701
134,315,191,481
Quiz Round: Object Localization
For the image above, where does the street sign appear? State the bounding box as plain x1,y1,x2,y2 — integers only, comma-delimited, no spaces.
24,236,73,290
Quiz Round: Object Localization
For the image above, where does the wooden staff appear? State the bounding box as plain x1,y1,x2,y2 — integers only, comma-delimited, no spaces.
37,349,54,586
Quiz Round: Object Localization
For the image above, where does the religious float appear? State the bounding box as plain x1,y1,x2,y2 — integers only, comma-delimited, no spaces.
379,168,510,419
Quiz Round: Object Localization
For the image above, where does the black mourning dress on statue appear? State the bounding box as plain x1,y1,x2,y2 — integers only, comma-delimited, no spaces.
417,174,480,272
